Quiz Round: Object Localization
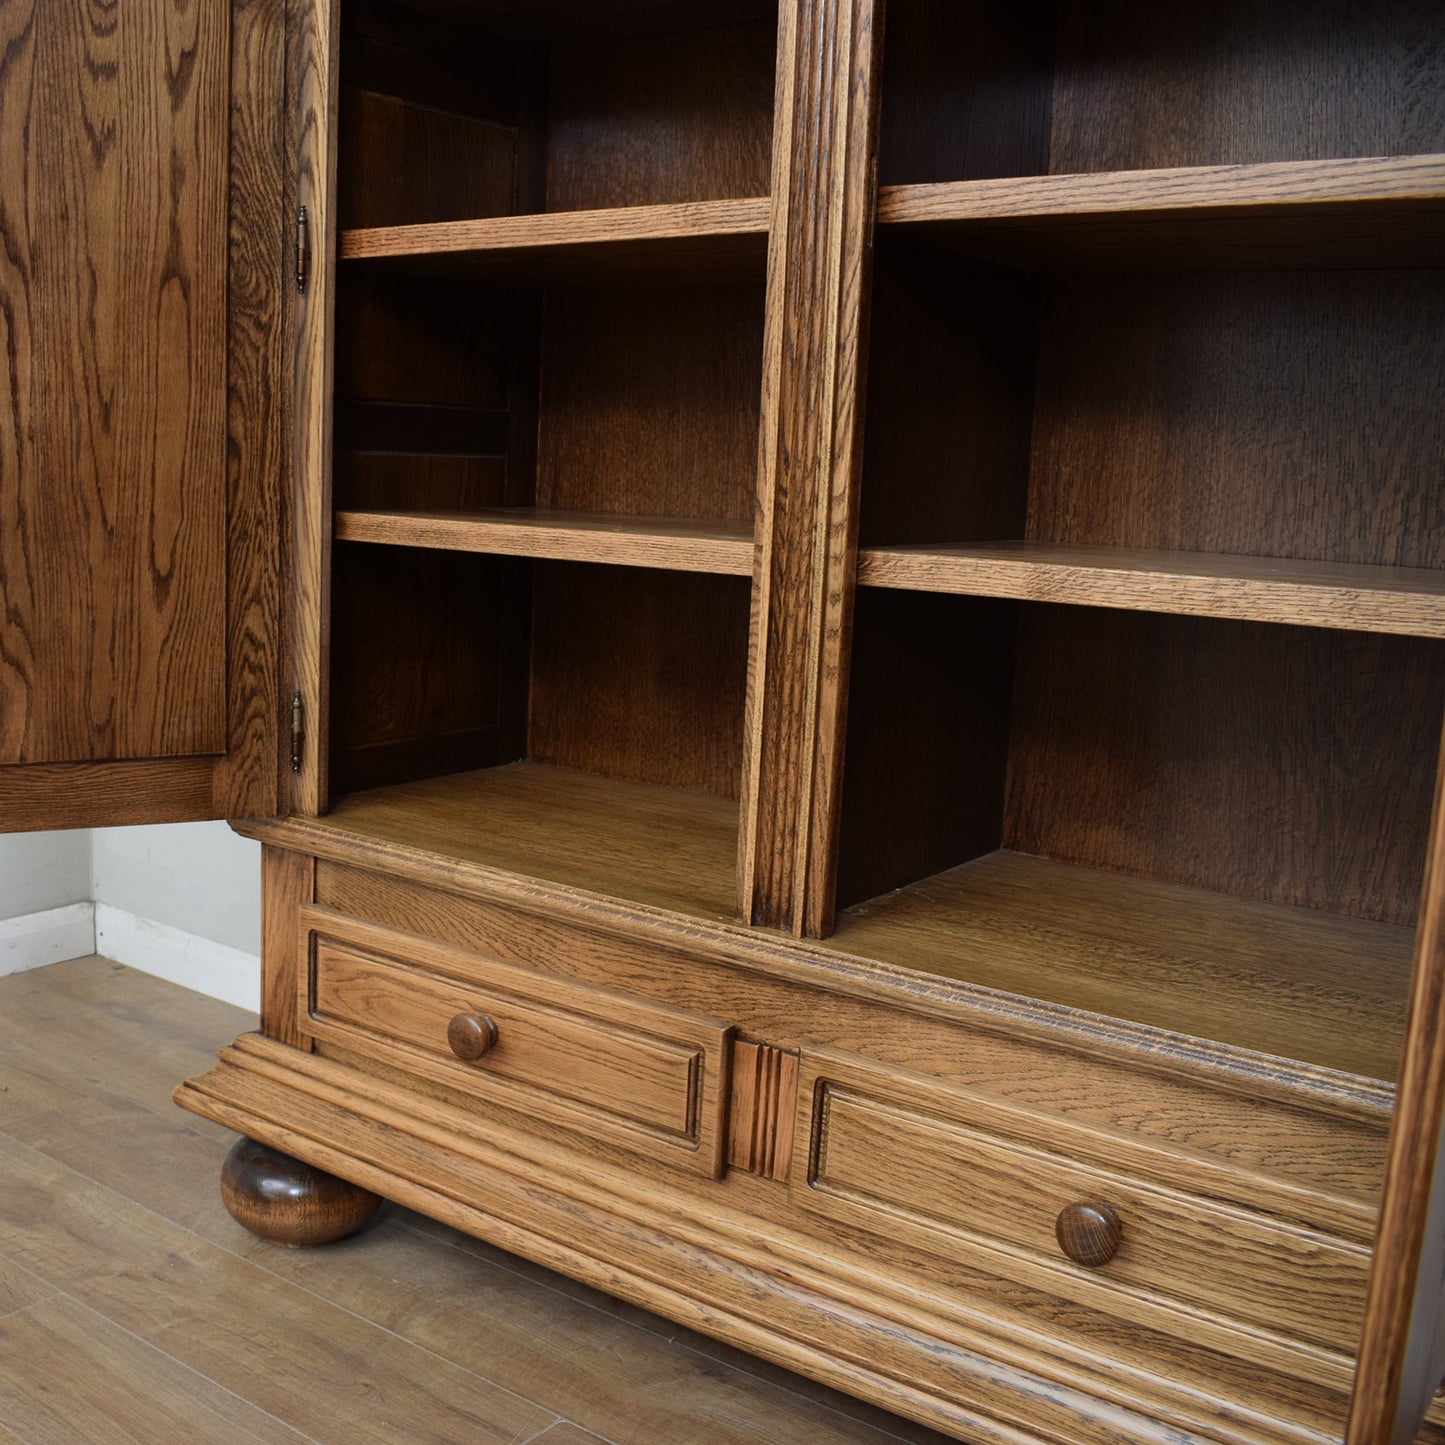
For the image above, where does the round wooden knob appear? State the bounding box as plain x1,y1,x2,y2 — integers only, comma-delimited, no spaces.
1055,1202,1123,1267
447,1012,498,1062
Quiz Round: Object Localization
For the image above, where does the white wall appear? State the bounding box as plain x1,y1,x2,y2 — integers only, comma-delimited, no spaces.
0,831,94,976
0,831,91,917
0,822,261,1010
91,822,261,1011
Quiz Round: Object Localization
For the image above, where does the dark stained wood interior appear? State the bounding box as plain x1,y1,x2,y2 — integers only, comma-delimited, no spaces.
841,596,1445,929
338,0,776,231
529,565,751,799
879,0,1445,185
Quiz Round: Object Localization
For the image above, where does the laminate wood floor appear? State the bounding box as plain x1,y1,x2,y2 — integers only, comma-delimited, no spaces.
0,957,953,1445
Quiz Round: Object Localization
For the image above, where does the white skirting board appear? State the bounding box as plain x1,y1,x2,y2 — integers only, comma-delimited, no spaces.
94,904,261,1014
0,901,96,977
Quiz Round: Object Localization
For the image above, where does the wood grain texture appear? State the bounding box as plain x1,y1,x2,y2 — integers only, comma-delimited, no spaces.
1047,0,1445,176
340,198,771,279
728,1039,800,1180
177,1032,1372,1445
213,0,288,819
1027,271,1445,570
260,846,314,1050
287,763,739,924
335,509,754,576
1003,609,1444,927
536,285,765,526
528,566,750,801
3,961,939,1445
1350,718,1445,1444
833,849,1416,1083
0,0,227,766
289,0,341,815
877,155,1445,270
546,20,776,211
220,1136,381,1246
856,543,1445,639
328,546,524,795
299,906,734,1175
0,1294,308,1443
797,1052,1372,1355
309,852,1395,1208
740,0,885,935
0,757,217,833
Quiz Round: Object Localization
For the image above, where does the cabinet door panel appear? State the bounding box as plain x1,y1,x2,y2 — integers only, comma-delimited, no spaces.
0,0,286,827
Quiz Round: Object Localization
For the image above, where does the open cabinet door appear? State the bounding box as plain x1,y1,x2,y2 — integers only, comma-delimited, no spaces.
1350,722,1445,1444
0,0,287,832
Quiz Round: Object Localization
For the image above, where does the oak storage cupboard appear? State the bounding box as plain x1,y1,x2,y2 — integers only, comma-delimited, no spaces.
5,0,1445,1439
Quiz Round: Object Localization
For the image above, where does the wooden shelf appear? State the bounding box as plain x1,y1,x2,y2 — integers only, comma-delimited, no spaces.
339,199,770,281
856,542,1445,638
877,155,1445,269
296,763,741,924
335,509,754,576
831,851,1414,1082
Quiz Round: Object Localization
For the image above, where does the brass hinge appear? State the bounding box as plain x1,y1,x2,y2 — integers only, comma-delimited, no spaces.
290,692,304,774
294,204,310,293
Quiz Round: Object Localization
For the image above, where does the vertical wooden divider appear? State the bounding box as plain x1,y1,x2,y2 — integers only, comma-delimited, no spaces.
739,0,886,937
1349,717,1445,1443
260,845,315,1049
287,0,340,818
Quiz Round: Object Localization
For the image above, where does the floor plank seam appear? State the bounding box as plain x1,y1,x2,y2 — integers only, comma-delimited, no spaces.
27,1288,328,1445
0,1131,551,1439
394,1216,930,1445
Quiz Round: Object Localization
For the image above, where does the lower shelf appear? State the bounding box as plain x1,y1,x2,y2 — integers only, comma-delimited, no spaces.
256,762,741,925
832,851,1414,1084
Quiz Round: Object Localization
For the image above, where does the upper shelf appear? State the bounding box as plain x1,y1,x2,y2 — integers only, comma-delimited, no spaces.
339,199,771,282
856,542,1445,639
876,154,1445,270
335,508,755,577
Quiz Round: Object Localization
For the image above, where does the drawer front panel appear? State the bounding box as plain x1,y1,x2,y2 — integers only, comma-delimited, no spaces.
299,906,734,1175
793,1051,1370,1356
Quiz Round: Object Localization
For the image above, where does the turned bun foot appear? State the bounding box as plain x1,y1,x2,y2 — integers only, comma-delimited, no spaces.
220,1137,382,1247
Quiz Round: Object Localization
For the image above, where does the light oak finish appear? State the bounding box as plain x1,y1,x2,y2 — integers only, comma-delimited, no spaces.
298,905,735,1175
876,154,1445,268
16,0,1445,1440
833,850,1414,1083
0,0,285,826
0,959,942,1445
856,543,1445,639
243,762,739,923
335,508,755,576
1351,717,1445,1443
740,0,885,935
340,197,771,278
794,1049,1371,1355
287,0,340,816
260,846,314,1050
729,1040,801,1180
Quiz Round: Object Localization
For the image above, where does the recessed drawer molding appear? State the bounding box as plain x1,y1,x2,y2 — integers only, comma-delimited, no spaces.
297,906,734,1176
793,1050,1371,1357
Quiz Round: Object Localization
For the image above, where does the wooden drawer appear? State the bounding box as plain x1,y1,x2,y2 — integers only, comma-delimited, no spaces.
297,906,734,1176
790,1049,1371,1359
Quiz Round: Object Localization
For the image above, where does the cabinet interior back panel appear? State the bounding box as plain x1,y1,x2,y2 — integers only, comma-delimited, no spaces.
545,21,776,210
1048,0,1445,174
537,285,765,524
1027,270,1445,568
528,565,750,799
1002,609,1445,926
0,0,229,765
